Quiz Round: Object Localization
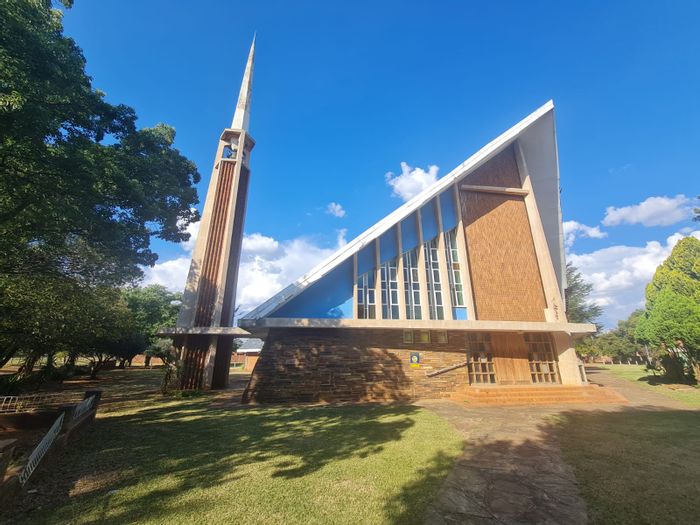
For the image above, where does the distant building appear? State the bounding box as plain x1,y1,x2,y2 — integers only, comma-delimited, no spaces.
234,339,263,372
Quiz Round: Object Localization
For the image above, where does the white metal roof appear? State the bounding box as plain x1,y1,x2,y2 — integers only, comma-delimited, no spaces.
243,100,563,320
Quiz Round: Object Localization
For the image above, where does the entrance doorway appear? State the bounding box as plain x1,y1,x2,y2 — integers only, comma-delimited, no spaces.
466,332,560,386
491,333,532,385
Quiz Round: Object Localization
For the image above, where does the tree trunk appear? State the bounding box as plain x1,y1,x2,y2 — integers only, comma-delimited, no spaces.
0,347,17,369
66,351,78,369
89,358,102,379
17,353,39,379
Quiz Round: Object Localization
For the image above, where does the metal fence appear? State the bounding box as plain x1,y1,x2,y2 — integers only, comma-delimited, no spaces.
72,395,96,423
0,392,84,413
18,412,65,486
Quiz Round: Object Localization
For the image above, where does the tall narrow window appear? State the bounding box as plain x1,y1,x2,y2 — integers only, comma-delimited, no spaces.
380,259,400,319
423,237,444,320
466,333,495,384
525,333,560,384
444,228,467,320
357,271,376,319
402,248,421,320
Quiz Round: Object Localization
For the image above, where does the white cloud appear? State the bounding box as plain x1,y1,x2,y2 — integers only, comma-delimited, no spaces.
179,220,200,253
562,220,607,248
142,218,199,289
568,229,700,328
241,232,280,259
142,256,192,291
326,202,346,218
236,229,346,314
603,194,692,227
385,162,439,202
142,227,348,317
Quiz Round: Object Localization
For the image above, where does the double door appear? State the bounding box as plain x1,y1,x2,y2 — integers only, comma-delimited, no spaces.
466,333,558,385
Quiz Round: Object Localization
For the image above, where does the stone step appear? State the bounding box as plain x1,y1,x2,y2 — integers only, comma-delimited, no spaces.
449,384,626,406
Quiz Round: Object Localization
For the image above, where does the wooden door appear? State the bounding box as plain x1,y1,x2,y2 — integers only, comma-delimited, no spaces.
491,333,531,385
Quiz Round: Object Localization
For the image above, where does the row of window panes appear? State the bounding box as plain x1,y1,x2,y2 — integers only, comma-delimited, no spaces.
444,228,465,307
424,238,445,320
380,260,400,320
357,271,376,319
467,352,496,384
402,330,447,344
524,333,560,384
358,228,467,320
403,248,422,320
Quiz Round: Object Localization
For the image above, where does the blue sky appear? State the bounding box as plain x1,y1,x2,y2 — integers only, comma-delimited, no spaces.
61,1,699,327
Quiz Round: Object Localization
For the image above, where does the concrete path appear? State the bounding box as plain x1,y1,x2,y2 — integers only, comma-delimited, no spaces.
585,366,692,409
418,400,588,524
420,369,698,524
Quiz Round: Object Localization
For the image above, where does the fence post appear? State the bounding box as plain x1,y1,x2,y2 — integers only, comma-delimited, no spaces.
84,390,102,407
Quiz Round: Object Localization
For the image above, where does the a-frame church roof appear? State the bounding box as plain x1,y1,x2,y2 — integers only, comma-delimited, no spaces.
242,100,565,321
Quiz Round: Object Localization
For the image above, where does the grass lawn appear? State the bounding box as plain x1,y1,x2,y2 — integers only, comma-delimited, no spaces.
8,369,463,525
552,407,700,525
602,365,700,407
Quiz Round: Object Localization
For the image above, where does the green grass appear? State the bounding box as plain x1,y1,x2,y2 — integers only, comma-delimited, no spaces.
552,408,700,525
10,370,463,525
602,365,700,407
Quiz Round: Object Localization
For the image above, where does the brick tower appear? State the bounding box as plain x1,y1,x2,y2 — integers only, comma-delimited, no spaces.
175,37,256,389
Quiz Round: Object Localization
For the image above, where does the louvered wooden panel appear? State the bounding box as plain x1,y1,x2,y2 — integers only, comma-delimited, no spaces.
491,333,531,385
194,160,236,326
465,144,521,187
460,149,547,321
220,165,250,326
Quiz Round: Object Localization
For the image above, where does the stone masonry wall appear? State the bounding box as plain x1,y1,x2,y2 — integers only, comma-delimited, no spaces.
242,328,474,403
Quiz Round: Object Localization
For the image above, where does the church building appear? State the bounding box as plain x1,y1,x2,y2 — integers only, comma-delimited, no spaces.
168,39,605,404
239,101,599,403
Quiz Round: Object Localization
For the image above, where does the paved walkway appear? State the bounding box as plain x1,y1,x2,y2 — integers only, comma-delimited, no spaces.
419,400,588,524
585,366,692,409
419,369,695,524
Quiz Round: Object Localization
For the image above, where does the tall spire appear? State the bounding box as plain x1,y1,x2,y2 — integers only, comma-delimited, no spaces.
231,34,255,131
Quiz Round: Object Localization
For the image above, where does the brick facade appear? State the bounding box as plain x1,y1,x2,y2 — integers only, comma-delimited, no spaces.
244,328,493,403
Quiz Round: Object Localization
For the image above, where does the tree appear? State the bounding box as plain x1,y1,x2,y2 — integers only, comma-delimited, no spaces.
644,237,700,307
576,309,645,361
565,263,602,326
123,285,181,348
636,237,700,381
123,285,180,368
0,1,200,287
0,1,200,382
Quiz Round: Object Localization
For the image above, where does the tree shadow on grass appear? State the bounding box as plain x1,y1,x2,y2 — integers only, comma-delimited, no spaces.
390,404,700,525
548,406,700,525
8,400,423,524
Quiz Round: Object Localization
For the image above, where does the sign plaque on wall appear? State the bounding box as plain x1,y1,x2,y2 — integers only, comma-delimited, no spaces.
409,352,421,369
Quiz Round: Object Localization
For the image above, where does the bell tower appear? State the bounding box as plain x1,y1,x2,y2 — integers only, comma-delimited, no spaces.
175,37,256,389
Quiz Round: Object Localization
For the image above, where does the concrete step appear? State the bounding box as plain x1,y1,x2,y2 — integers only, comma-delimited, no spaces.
450,384,627,406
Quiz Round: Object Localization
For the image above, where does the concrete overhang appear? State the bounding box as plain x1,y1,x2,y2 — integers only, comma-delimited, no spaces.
237,318,596,338
157,326,256,337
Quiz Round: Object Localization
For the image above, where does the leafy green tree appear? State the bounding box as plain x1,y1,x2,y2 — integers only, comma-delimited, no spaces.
123,285,181,349
636,237,700,381
0,1,200,287
644,237,700,307
565,263,602,326
576,309,645,361
0,1,200,380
